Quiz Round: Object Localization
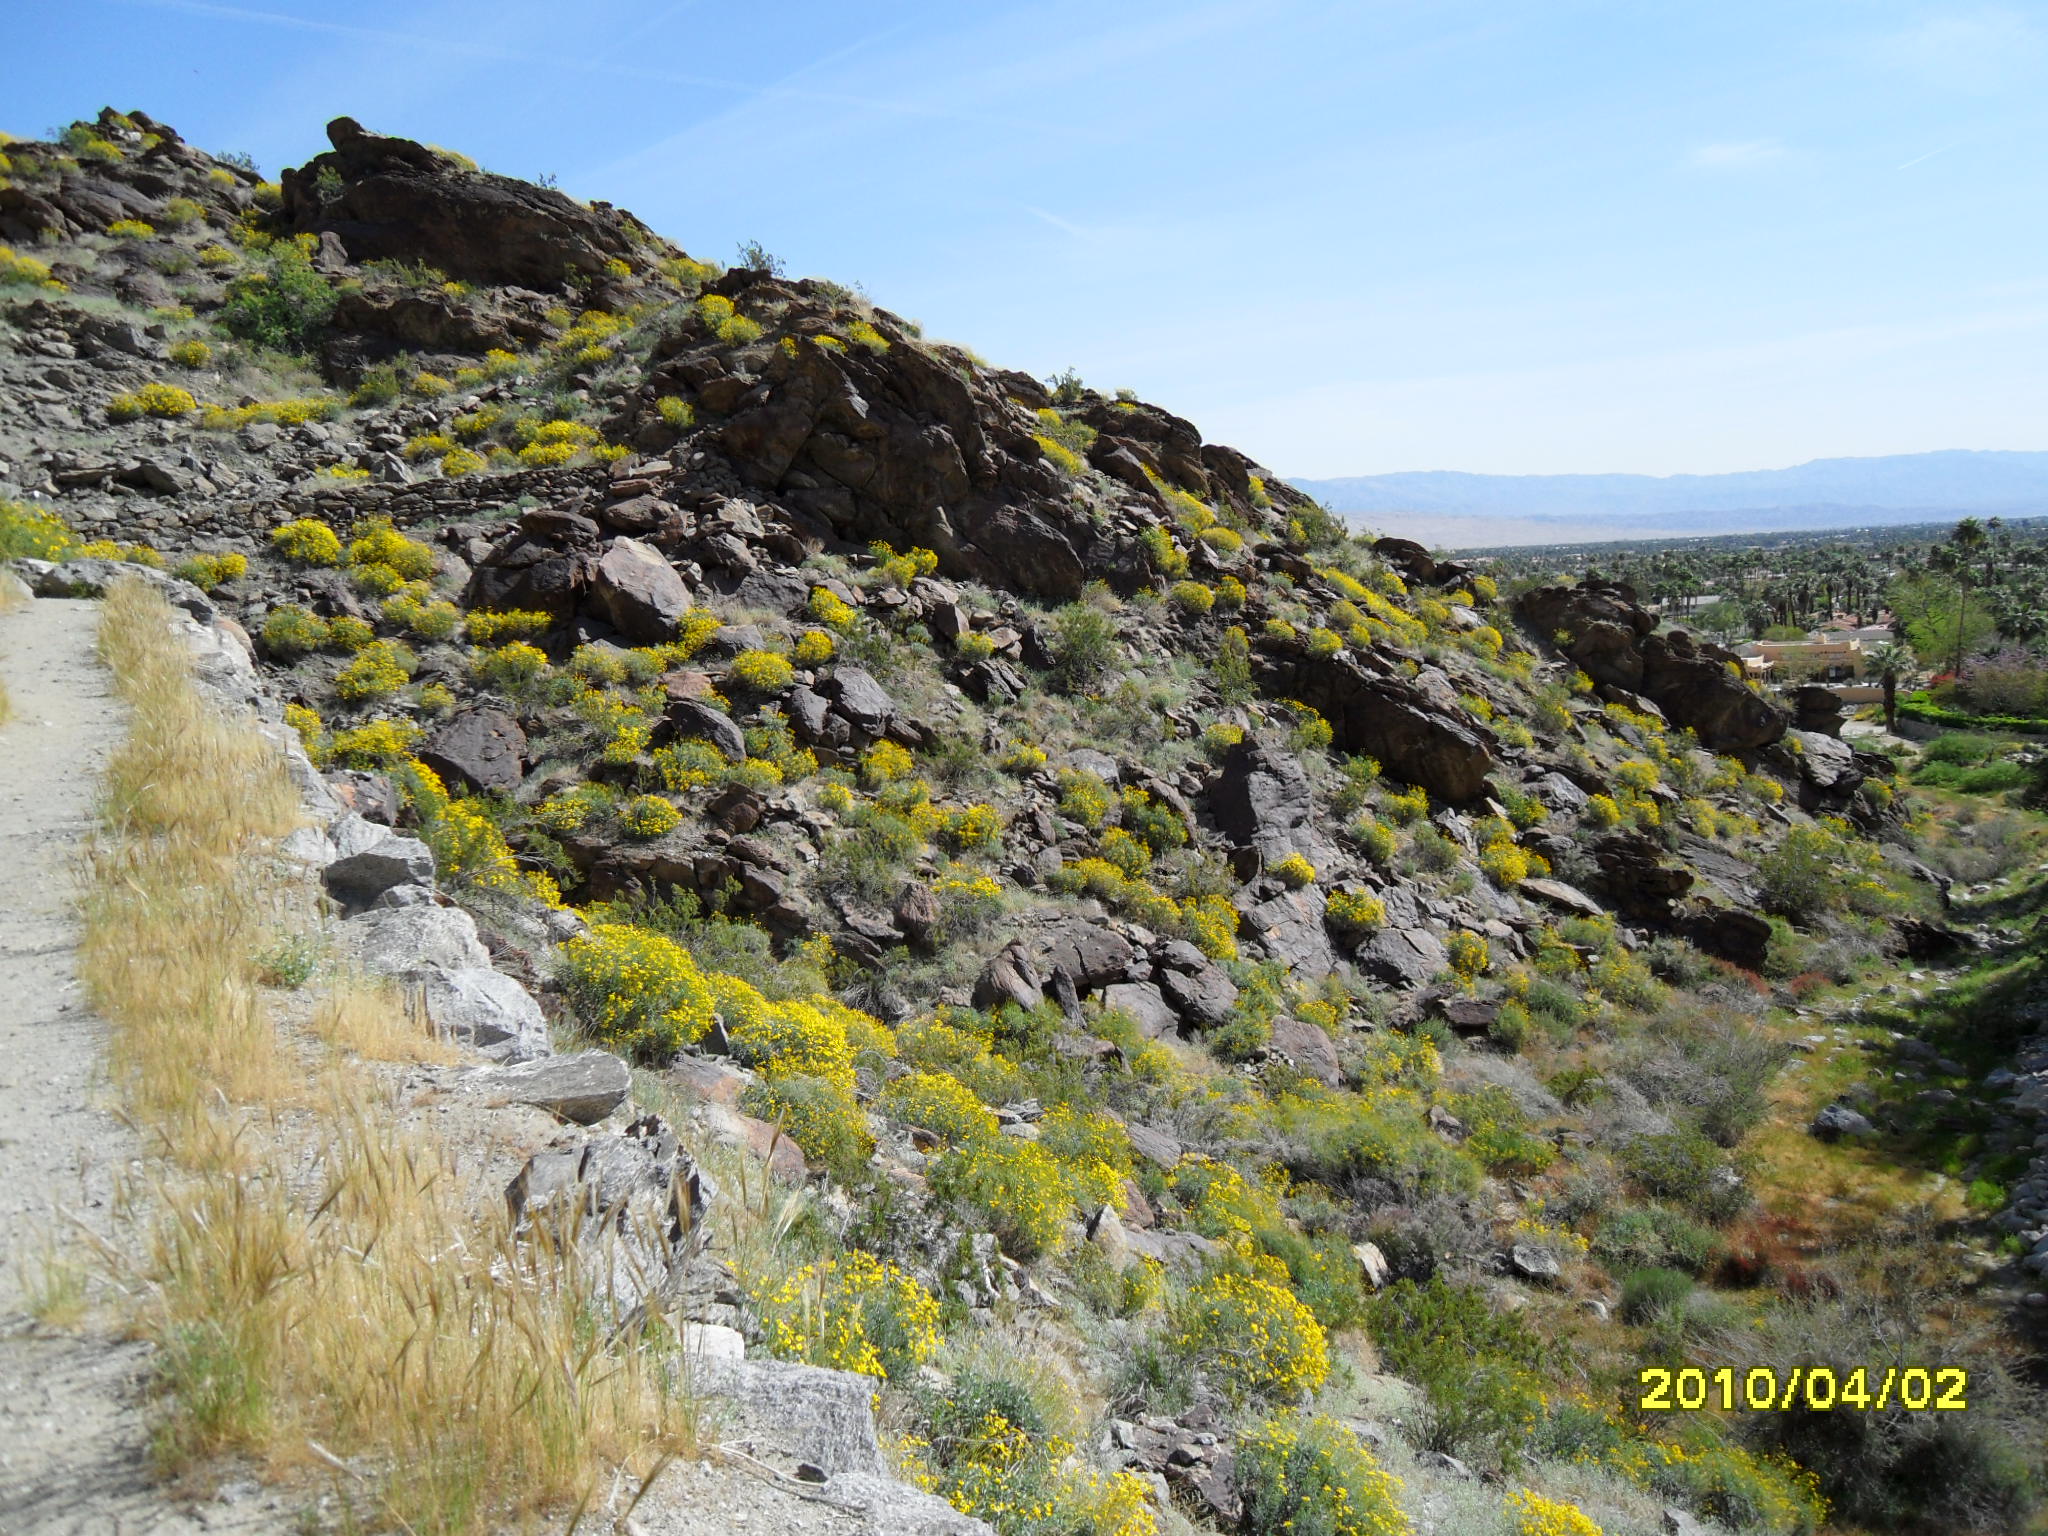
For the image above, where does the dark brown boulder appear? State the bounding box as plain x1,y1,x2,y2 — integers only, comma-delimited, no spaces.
1587,831,1694,921
280,116,650,289
1679,905,1772,971
1255,648,1497,801
463,533,586,622
1518,581,1786,753
419,707,527,793
1208,735,1315,862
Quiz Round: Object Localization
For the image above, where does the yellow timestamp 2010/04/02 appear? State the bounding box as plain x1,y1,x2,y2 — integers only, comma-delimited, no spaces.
1639,1366,1967,1412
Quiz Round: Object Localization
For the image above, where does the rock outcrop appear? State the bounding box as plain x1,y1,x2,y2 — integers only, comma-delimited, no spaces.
1518,579,1787,752
280,116,655,290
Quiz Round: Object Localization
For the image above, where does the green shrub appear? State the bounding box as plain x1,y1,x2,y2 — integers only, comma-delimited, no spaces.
218,241,337,353
740,1075,873,1181
1048,601,1118,693
1619,1266,1695,1324
1367,1276,1551,1467
1617,1130,1746,1223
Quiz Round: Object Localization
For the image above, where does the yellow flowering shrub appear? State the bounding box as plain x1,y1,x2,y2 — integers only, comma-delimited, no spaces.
107,382,197,420
1000,743,1047,773
468,643,548,695
270,518,342,565
1326,889,1386,935
741,1074,874,1177
940,803,1004,852
866,540,940,588
845,318,888,352
1481,842,1531,886
1583,793,1623,828
727,648,794,693
106,218,155,239
808,585,859,631
929,1136,1071,1260
1504,1489,1601,1536
328,718,422,768
1273,852,1316,887
393,759,560,907
1237,1413,1411,1536
1182,893,1239,960
1173,1271,1330,1402
172,551,247,591
0,246,64,289
199,396,341,430
714,982,864,1091
756,1252,940,1380
167,338,211,368
1169,580,1216,614
617,794,680,839
793,628,836,666
880,1070,998,1145
1447,931,1490,981
464,608,553,646
1203,722,1246,756
347,517,437,580
74,540,162,566
283,703,324,761
1057,769,1112,829
334,639,415,701
558,922,718,1057
860,739,915,785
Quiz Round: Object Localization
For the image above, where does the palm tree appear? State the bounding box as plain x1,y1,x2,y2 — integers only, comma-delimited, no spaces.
1864,640,1913,733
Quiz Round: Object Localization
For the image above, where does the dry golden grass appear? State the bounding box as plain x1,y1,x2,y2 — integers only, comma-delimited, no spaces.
310,971,460,1064
84,579,698,1532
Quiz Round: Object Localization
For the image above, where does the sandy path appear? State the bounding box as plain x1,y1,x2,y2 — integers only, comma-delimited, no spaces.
0,596,285,1535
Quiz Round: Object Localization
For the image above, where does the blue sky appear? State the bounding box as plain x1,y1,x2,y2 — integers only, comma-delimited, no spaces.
9,1,2048,478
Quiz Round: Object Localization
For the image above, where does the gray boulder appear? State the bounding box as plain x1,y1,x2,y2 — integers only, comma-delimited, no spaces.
507,1112,713,1313
1237,886,1335,979
1356,926,1449,989
591,536,690,643
1209,736,1313,862
1036,919,1136,991
1268,1016,1341,1085
323,815,435,908
1509,1243,1562,1282
470,1049,630,1122
418,965,552,1062
972,943,1043,1013
1100,981,1178,1040
1811,1102,1877,1141
1158,955,1240,1031
347,903,490,972
822,665,896,740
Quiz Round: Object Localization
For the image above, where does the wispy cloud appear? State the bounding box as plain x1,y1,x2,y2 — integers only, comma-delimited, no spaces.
1859,7,2044,93
1021,205,1099,241
1897,142,1964,171
1687,139,1785,170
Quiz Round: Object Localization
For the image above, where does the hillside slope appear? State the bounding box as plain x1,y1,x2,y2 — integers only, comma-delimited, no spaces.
2,108,2042,1536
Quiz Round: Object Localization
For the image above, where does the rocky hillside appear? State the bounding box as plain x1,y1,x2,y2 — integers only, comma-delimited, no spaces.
4,108,2042,1536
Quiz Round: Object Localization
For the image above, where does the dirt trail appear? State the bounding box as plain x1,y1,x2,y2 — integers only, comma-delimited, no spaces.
0,596,285,1535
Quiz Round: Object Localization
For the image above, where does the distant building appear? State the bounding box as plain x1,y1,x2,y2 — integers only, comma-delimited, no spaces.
1736,633,1875,684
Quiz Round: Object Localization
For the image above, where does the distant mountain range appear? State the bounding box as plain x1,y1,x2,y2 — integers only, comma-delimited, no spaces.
1289,450,2048,549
